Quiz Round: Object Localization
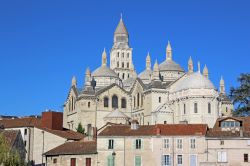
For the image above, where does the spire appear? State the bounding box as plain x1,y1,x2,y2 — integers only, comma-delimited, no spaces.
85,68,91,87
198,61,201,73
220,76,225,94
146,52,151,70
102,48,107,66
166,41,172,61
203,64,209,78
153,60,160,80
114,15,128,34
188,56,194,73
71,76,77,87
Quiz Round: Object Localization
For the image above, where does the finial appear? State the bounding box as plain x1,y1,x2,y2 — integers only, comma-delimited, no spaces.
220,76,225,94
188,56,193,63
203,64,209,78
102,48,107,66
71,76,77,87
188,56,194,73
166,41,172,61
120,13,123,21
146,52,151,70
198,61,200,73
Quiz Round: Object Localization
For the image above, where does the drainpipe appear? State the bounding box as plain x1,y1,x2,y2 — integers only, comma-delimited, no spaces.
124,136,126,166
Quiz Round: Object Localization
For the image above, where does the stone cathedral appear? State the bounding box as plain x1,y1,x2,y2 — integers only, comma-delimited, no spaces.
63,17,233,130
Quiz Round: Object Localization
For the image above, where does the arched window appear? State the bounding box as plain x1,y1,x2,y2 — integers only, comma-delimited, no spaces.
159,97,161,103
183,104,186,114
137,93,140,107
127,63,129,68
122,73,125,79
117,52,119,58
112,95,118,108
122,52,124,58
128,74,130,78
104,97,109,108
194,103,198,113
88,102,91,108
121,98,127,108
122,62,124,68
127,53,129,58
117,62,119,67
208,103,211,114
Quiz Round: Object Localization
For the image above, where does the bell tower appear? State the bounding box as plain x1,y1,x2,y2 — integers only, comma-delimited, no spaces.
110,15,134,80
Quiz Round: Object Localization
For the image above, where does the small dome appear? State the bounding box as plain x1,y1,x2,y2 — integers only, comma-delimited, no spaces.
92,66,119,78
138,69,152,81
172,72,215,92
159,60,184,72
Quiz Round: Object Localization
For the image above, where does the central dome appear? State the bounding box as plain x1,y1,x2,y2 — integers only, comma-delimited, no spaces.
92,66,119,78
159,59,184,72
172,72,215,92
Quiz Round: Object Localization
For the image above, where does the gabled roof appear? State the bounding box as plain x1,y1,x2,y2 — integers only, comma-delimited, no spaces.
98,124,207,137
44,141,97,156
0,129,20,148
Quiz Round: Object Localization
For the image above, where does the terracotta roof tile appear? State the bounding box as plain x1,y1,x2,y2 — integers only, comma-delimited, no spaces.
0,117,41,128
98,124,207,136
44,141,97,156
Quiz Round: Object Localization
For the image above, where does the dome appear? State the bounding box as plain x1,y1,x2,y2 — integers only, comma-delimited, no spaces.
172,72,215,92
92,66,119,78
159,60,184,72
138,69,152,80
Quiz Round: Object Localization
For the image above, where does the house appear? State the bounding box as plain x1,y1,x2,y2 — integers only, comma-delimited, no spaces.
97,121,208,166
203,117,250,166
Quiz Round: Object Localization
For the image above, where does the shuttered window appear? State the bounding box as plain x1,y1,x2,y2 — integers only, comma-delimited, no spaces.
218,151,227,162
135,156,141,166
107,156,114,166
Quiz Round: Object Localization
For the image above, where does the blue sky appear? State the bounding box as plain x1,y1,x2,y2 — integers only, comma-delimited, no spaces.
0,0,249,116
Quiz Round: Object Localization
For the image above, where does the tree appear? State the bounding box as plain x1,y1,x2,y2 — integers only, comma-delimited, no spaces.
76,122,85,134
0,134,24,166
230,73,250,116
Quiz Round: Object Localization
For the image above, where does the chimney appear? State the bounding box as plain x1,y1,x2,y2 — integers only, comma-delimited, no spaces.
131,120,139,130
156,127,161,135
41,111,63,130
240,127,244,137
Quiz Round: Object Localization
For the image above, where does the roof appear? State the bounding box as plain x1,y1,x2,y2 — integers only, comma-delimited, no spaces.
0,117,41,128
206,116,250,138
92,66,119,78
159,59,184,72
172,72,215,92
219,93,232,104
104,109,130,119
44,141,97,156
138,69,152,81
98,124,208,137
114,18,128,34
0,129,19,148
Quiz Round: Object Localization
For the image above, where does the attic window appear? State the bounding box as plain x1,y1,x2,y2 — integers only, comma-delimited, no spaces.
221,121,240,128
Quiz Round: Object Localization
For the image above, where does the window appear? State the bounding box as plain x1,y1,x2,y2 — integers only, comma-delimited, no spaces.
88,102,91,108
108,139,114,149
137,93,140,107
159,97,162,103
127,53,129,58
220,140,224,145
190,155,197,166
53,158,57,164
221,121,240,128
117,52,119,57
163,139,170,149
122,73,125,79
107,155,114,166
70,158,76,166
164,121,167,124
141,94,143,107
112,95,118,108
190,138,196,149
128,74,130,78
183,104,186,114
104,97,109,108
134,96,136,108
162,155,171,166
218,151,227,162
117,62,119,68
86,158,91,166
244,154,248,162
177,155,183,165
194,103,198,113
208,103,211,114
135,139,142,149
24,129,27,135
24,141,27,146
122,62,124,68
121,98,127,108
177,139,182,149
127,62,129,68
122,52,124,58
135,156,141,166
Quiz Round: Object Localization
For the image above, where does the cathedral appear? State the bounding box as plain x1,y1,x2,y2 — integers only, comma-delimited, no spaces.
63,17,233,130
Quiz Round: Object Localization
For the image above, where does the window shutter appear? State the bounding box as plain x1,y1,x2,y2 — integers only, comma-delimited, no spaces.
161,155,164,166
107,139,109,149
217,152,222,162
141,139,144,149
133,139,136,149
169,155,172,166
222,152,227,162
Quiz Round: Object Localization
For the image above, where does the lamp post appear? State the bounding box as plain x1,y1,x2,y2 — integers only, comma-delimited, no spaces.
112,152,116,166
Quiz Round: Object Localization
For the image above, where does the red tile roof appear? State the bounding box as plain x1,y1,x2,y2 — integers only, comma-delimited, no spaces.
0,117,41,128
44,141,97,156
98,124,208,136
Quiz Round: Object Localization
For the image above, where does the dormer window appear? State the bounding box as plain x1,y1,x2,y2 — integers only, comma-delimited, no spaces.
221,121,241,128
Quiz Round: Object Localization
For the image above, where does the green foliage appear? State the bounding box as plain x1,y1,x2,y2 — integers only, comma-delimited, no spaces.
0,134,25,166
230,73,250,116
76,122,85,134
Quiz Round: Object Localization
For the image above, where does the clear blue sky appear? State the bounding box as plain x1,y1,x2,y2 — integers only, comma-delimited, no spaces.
0,0,249,116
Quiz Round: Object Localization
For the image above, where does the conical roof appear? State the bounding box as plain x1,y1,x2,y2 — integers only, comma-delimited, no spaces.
114,18,128,34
